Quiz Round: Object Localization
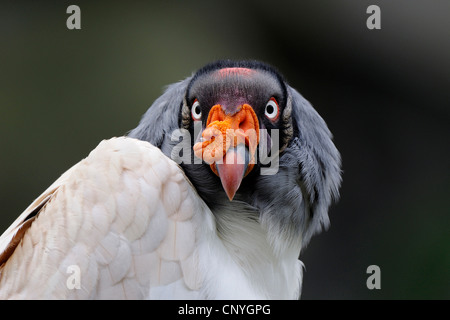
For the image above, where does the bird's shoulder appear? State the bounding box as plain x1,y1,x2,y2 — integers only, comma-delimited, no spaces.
0,137,208,299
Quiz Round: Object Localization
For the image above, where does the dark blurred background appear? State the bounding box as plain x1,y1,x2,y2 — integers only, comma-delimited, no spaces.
0,0,448,299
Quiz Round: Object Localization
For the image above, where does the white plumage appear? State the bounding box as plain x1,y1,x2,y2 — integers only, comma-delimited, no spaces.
0,137,302,299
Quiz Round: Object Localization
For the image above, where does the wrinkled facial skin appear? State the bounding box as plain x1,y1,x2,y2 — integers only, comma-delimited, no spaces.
187,67,287,132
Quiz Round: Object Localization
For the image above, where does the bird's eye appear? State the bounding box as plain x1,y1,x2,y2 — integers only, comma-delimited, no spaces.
191,100,202,121
265,98,279,121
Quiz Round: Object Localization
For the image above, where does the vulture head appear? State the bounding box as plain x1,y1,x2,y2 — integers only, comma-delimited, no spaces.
130,59,341,252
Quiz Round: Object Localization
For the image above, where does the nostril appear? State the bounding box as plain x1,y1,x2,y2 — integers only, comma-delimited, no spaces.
207,105,226,125
220,103,243,117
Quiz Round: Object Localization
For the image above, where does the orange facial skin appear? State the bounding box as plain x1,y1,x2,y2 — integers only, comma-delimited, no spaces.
193,104,260,200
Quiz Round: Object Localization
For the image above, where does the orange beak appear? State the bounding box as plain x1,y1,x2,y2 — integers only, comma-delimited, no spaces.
193,104,259,200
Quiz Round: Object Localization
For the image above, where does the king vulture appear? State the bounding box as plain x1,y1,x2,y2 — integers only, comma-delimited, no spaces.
0,60,341,299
